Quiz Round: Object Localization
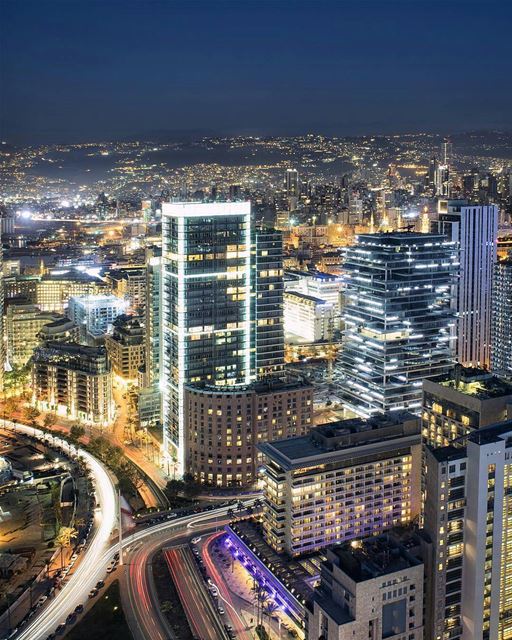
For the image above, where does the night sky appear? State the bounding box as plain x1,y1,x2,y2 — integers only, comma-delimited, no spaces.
1,0,511,144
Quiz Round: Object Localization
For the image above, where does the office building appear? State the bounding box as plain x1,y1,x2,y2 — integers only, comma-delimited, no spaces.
36,269,110,313
5,304,75,368
286,168,299,198
436,199,498,368
105,266,147,314
32,342,114,425
253,228,285,379
184,379,313,487
67,294,128,340
423,421,512,640
259,411,422,556
308,531,426,640
284,269,342,326
338,233,457,417
161,201,253,471
105,314,144,381
284,291,334,343
144,246,162,387
422,367,512,448
491,257,512,376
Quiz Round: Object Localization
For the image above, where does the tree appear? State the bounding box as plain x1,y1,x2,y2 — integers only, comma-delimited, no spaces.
23,405,40,430
69,424,86,452
183,473,201,498
43,413,56,430
55,526,78,570
165,479,185,499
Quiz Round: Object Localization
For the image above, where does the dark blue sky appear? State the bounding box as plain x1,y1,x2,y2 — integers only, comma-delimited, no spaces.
1,0,511,144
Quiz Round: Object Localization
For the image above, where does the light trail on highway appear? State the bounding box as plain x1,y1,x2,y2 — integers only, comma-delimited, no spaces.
6,420,255,640
6,423,118,640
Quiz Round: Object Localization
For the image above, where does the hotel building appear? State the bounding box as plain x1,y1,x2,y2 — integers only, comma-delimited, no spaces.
338,232,457,417
184,378,313,487
259,411,422,556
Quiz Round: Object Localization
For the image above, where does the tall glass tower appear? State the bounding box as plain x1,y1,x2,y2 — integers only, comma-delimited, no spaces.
162,202,253,471
338,232,457,417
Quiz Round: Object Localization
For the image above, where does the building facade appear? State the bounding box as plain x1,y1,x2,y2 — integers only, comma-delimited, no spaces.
436,199,498,368
423,422,512,640
491,257,512,376
338,232,457,417
284,291,335,343
184,379,313,487
105,314,144,380
161,201,253,471
259,411,422,556
308,532,426,640
67,294,128,340
422,367,512,448
32,342,114,425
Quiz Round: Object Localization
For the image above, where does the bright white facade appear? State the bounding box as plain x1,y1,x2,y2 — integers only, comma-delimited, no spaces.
437,199,498,368
284,291,334,343
67,294,128,339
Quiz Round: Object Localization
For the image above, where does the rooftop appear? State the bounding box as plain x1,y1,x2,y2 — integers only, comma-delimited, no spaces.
259,411,420,470
327,531,423,583
430,367,512,399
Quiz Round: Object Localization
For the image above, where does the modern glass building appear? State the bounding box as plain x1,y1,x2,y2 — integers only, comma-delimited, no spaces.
161,201,254,471
491,257,512,377
338,232,458,417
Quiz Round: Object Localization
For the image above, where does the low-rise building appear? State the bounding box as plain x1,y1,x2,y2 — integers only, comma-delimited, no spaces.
259,411,422,556
284,291,334,343
67,294,128,340
32,342,114,426
185,378,313,487
307,531,426,640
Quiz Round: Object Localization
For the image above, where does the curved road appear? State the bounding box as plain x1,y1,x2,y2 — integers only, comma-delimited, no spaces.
7,422,118,640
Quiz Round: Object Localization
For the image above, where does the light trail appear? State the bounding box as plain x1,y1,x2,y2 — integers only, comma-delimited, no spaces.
7,422,118,640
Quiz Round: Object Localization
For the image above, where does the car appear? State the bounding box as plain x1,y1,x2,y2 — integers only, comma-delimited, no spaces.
192,548,200,556
70,553,78,562
55,623,66,635
88,589,98,598
191,536,202,544
209,586,219,597
96,580,105,589
46,635,56,640
37,596,48,607
74,604,84,614
218,607,225,615
106,565,117,573
66,613,76,625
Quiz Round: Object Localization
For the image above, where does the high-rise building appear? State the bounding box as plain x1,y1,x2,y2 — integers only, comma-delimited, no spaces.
161,201,253,471
422,367,512,448
436,199,498,368
105,266,147,315
491,257,512,376
259,411,422,556
144,246,162,386
423,421,512,640
338,233,457,417
32,342,114,426
253,228,285,379
285,169,299,198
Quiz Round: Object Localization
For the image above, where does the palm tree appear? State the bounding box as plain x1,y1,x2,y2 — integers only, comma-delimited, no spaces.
263,600,279,635
55,526,78,570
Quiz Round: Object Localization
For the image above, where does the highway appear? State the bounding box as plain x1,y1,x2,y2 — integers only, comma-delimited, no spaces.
8,422,118,640
6,421,254,640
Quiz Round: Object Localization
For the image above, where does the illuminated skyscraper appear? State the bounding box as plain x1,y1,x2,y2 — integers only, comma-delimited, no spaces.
491,257,512,376
161,201,253,471
436,199,498,368
285,168,299,198
338,233,457,417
